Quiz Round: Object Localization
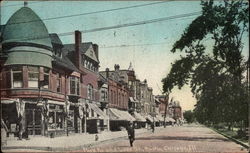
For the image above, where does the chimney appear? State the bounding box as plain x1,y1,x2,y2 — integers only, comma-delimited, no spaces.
93,44,99,61
106,68,109,78
114,64,120,71
75,30,81,68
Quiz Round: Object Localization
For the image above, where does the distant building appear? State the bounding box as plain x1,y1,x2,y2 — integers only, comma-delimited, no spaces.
100,65,135,131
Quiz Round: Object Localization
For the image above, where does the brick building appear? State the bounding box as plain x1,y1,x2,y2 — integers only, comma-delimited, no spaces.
0,6,107,138
100,65,135,131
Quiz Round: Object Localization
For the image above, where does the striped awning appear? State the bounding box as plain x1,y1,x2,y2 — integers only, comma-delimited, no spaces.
145,115,154,122
109,108,135,121
88,103,108,119
133,112,146,122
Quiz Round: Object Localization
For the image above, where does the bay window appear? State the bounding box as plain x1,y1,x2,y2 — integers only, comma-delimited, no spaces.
56,73,61,93
28,66,39,88
69,76,80,95
12,66,23,88
42,68,49,89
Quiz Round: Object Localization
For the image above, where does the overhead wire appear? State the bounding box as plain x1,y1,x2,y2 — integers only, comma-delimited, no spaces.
3,1,173,26
2,11,201,42
1,1,43,7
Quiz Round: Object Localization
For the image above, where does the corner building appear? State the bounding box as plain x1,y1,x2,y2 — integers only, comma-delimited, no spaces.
0,6,107,138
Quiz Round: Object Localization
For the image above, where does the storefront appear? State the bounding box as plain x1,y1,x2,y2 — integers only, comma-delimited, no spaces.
132,112,146,129
86,102,108,134
47,100,65,136
109,108,135,131
1,99,20,137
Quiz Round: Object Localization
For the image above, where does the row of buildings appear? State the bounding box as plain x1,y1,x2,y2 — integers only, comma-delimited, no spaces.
0,6,182,138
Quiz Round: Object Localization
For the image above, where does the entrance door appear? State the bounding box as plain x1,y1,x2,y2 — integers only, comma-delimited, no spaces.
26,109,42,135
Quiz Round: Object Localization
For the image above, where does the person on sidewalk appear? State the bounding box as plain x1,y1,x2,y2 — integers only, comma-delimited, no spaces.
151,123,155,133
126,121,135,147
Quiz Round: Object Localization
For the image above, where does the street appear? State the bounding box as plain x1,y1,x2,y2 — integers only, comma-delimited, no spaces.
78,124,248,153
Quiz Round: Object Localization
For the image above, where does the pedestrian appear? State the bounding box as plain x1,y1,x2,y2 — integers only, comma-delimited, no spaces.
127,121,135,147
151,123,155,133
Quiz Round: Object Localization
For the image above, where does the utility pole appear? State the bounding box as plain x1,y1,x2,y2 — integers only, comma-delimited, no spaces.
164,94,168,128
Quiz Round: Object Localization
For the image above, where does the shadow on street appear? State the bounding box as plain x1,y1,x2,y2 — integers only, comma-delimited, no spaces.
135,136,230,142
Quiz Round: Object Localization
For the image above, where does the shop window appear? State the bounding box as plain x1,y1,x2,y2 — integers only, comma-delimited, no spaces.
67,110,74,130
87,84,93,100
69,76,80,95
12,66,23,88
48,105,64,130
28,66,39,88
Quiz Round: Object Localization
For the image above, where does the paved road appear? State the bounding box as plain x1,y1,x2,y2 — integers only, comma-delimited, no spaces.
78,124,248,153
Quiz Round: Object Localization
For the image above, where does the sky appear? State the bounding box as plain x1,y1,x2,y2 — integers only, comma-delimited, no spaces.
1,1,249,111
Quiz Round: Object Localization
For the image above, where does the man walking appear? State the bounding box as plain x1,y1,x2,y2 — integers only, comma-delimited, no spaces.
127,121,135,147
151,123,155,133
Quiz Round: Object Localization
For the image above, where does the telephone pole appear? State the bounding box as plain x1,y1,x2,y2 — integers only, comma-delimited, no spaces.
164,94,169,128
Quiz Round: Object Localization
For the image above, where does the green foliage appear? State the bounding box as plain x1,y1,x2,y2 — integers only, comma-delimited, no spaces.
162,0,249,126
183,110,195,123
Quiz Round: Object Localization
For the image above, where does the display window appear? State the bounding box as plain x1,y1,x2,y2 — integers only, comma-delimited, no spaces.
48,105,64,130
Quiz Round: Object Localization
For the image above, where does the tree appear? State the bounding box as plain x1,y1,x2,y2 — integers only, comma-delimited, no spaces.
183,110,195,123
162,0,249,127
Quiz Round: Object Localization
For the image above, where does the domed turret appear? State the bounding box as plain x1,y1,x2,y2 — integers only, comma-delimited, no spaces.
2,7,53,68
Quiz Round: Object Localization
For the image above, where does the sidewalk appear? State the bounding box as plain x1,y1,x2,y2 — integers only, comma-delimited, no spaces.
2,127,166,152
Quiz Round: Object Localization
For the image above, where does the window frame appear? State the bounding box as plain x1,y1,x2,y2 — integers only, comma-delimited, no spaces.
87,84,94,100
69,76,80,95
11,66,23,88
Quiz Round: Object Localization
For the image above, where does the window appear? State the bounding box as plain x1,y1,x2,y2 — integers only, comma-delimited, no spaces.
56,73,61,92
12,66,23,88
69,76,80,95
101,90,105,101
48,105,64,130
87,84,93,100
84,60,86,67
28,66,39,88
90,50,93,57
42,68,50,89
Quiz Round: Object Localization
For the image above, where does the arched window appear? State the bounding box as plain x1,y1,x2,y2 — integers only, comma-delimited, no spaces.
87,84,93,100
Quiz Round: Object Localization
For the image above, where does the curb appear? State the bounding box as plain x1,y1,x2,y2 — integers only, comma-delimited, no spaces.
1,128,159,152
210,127,249,150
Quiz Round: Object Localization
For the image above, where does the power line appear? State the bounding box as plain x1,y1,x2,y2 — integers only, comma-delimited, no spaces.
2,11,201,42
100,42,168,48
4,1,173,26
1,1,43,7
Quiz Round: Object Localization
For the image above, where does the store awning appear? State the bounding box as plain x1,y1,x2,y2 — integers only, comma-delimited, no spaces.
133,112,146,122
156,115,164,122
129,97,136,102
1,99,18,104
165,117,175,122
88,103,108,119
47,100,65,105
109,108,135,121
145,115,154,122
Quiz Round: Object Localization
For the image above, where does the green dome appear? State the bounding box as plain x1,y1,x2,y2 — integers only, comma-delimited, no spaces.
2,7,52,48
